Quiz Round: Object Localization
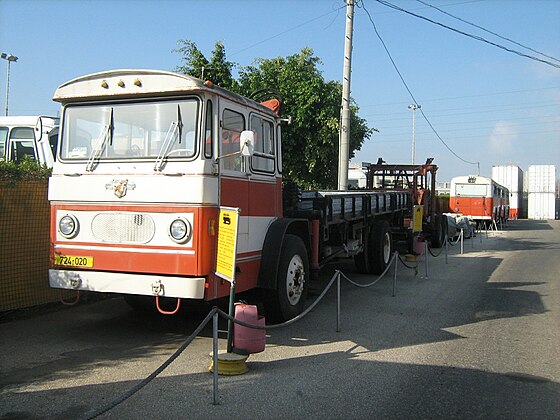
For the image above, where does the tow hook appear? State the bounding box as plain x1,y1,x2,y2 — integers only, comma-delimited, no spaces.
151,280,181,315
151,279,164,296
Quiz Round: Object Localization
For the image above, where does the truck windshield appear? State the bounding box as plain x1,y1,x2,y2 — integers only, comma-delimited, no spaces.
60,100,199,161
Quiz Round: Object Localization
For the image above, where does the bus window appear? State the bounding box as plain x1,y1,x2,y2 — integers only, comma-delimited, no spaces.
0,127,7,159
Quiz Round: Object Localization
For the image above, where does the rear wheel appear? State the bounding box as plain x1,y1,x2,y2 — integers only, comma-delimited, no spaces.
431,214,447,248
370,220,392,274
354,227,370,274
266,234,309,322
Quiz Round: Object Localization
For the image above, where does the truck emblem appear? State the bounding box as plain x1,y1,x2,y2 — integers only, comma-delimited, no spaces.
105,179,136,198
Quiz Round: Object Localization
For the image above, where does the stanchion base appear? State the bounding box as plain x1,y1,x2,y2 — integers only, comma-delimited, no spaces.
209,351,249,375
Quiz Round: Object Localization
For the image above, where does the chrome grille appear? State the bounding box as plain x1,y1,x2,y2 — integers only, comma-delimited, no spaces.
91,212,155,243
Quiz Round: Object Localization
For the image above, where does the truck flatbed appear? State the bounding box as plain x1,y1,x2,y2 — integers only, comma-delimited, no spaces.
296,190,411,223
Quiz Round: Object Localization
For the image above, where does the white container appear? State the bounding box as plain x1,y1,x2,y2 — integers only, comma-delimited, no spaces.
528,192,555,220
527,165,556,193
509,191,522,219
492,165,523,193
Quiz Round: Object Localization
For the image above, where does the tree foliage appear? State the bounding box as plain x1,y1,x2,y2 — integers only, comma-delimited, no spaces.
175,41,374,189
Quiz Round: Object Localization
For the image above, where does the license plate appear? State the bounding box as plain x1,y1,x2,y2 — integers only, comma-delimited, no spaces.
54,254,94,268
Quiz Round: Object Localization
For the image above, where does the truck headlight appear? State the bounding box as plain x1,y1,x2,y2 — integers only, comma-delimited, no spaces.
59,214,79,238
169,218,191,244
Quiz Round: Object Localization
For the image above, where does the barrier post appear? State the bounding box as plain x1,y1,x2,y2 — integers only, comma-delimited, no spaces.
392,252,398,297
336,271,341,332
471,229,474,249
212,310,219,405
424,241,429,278
460,229,464,255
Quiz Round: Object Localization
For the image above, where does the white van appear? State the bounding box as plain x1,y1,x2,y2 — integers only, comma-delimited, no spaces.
0,116,59,167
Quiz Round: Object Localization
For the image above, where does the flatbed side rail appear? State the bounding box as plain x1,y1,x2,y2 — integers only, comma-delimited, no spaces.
297,190,411,224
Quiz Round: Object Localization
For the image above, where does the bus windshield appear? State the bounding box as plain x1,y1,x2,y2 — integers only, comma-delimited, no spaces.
60,99,199,161
455,183,488,197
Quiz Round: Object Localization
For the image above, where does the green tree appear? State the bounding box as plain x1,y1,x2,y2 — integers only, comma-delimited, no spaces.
175,40,237,91
175,42,374,189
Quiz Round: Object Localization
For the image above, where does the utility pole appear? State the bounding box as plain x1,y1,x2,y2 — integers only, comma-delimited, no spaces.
338,0,354,191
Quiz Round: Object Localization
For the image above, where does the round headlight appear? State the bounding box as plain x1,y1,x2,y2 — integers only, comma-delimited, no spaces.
59,214,79,238
169,218,191,243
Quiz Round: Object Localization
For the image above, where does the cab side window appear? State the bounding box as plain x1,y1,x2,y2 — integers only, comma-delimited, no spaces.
250,115,275,173
204,100,213,159
10,127,37,163
221,109,244,171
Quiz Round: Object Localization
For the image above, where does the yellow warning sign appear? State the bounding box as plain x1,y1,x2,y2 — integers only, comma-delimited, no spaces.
413,205,423,232
215,207,240,283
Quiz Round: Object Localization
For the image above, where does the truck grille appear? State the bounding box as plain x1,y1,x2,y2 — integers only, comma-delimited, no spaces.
91,213,155,243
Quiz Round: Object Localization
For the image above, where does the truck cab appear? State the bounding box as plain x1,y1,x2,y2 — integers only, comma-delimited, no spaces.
0,116,59,167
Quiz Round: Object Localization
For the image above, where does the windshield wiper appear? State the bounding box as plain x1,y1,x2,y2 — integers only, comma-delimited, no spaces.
85,124,111,172
85,115,113,172
154,112,182,172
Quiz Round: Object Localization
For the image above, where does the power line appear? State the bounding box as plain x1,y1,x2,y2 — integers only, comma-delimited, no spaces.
360,0,479,166
364,101,560,120
360,86,560,109
415,0,560,64
229,4,346,58
373,0,560,69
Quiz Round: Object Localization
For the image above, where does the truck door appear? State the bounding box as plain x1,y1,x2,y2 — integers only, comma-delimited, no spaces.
218,105,250,255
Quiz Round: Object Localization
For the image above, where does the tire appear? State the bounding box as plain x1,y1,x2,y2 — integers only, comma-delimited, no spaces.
430,214,446,248
354,227,370,274
370,220,392,274
266,234,309,322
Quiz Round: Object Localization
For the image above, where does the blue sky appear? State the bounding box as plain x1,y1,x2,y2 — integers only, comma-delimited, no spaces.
1,0,559,181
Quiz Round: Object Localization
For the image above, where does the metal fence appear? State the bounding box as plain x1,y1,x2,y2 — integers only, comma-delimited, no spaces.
0,181,66,312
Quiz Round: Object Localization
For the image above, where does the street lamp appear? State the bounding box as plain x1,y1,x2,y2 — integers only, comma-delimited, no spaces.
1,52,18,116
408,103,421,165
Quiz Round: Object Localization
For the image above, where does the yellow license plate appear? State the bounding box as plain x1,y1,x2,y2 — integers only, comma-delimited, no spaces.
54,255,94,268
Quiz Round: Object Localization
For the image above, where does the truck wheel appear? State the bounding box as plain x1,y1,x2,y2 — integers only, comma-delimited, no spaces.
354,227,370,274
267,234,309,322
431,214,446,248
370,220,392,274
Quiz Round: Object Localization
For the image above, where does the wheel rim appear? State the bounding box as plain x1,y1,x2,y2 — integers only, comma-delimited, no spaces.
382,232,391,263
286,254,305,306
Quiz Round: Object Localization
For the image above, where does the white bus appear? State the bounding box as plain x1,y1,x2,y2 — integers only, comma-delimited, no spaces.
0,116,59,167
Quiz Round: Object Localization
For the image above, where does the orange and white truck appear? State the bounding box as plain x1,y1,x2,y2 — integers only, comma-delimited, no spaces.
48,69,438,320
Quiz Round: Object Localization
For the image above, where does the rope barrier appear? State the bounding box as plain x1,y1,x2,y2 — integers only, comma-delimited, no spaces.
83,309,217,420
397,254,419,270
81,240,448,417
427,237,446,257
339,252,398,288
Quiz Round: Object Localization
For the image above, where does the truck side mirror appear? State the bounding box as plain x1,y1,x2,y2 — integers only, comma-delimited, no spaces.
240,130,254,156
35,117,43,142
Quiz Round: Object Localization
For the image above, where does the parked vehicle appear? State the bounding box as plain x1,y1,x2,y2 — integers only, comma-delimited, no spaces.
449,175,509,228
48,69,442,321
0,116,59,167
443,213,476,239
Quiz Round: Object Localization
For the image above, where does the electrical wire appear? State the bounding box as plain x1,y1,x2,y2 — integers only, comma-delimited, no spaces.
415,0,560,64
373,0,560,69
229,4,346,58
360,0,479,166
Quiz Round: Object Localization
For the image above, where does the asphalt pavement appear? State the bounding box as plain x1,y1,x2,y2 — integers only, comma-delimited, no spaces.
1,219,559,419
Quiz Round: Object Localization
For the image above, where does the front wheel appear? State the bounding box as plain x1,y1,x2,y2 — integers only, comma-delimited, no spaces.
266,234,309,322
